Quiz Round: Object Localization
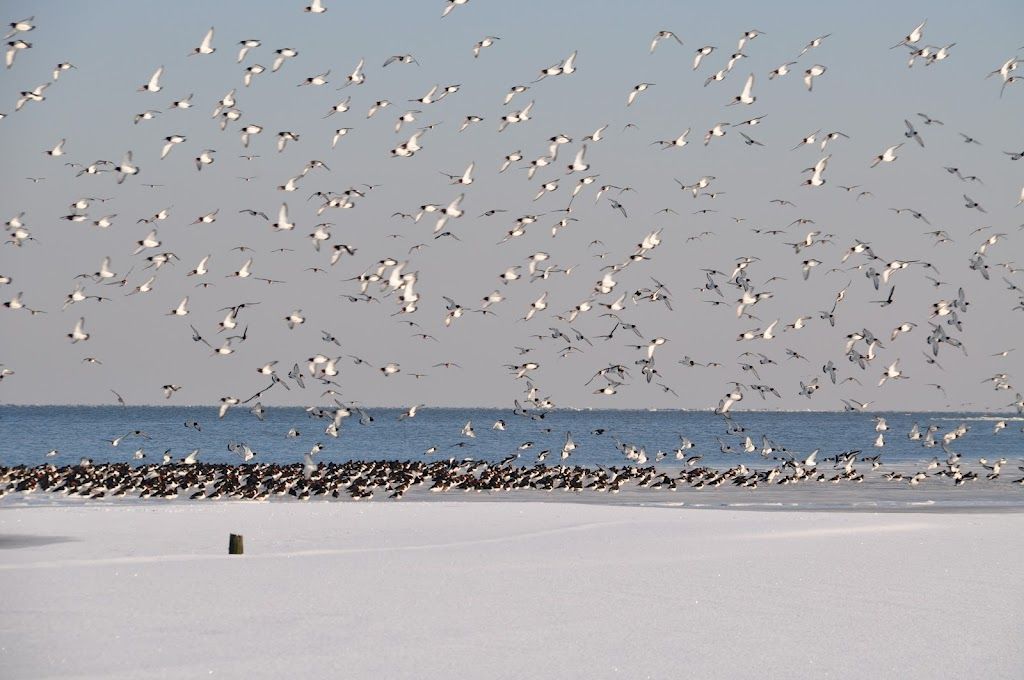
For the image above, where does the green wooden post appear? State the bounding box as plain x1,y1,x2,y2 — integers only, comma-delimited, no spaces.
229,533,244,555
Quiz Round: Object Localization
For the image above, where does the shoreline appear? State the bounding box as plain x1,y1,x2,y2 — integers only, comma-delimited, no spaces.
5,495,1024,514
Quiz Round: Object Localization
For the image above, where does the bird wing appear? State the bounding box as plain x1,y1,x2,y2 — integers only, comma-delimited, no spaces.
741,73,754,99
573,146,586,166
148,66,163,90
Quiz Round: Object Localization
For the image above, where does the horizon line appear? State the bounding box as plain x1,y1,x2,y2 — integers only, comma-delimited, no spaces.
0,403,1016,415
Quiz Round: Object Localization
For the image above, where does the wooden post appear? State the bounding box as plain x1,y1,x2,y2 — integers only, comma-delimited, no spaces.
229,533,244,555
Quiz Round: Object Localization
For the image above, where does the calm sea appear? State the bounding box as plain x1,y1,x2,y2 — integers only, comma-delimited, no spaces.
1,406,1020,469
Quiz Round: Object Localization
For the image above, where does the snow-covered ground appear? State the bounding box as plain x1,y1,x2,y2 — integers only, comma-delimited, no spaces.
2,502,1021,679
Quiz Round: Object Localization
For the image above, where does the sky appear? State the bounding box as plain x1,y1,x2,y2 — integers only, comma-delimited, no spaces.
0,0,1022,410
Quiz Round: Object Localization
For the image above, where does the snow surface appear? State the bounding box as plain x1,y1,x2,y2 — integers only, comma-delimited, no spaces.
1,502,1022,679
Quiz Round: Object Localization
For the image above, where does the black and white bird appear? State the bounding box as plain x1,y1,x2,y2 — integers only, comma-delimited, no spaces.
190,28,215,56
650,30,683,54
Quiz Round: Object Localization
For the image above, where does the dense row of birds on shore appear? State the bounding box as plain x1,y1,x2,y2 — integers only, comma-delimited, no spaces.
1,5,1023,486
3,447,1023,502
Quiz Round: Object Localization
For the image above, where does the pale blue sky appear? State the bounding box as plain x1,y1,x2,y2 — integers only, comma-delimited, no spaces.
0,0,1021,410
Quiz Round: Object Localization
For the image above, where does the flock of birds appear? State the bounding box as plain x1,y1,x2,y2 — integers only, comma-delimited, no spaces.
3,440,1023,500
2,5,1023,500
